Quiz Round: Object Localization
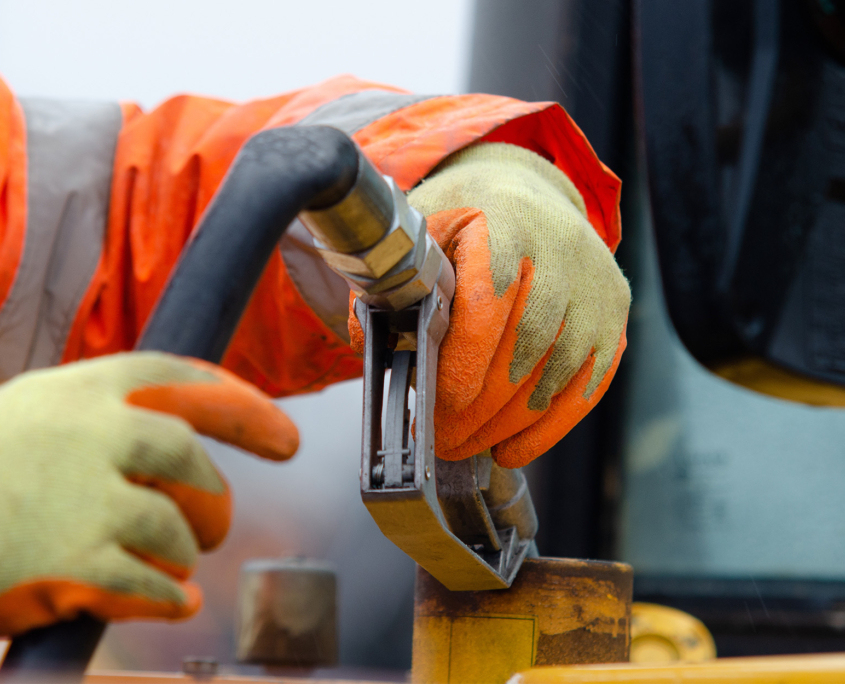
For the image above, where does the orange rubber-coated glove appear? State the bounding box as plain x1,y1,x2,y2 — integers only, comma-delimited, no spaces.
350,142,630,468
0,352,298,636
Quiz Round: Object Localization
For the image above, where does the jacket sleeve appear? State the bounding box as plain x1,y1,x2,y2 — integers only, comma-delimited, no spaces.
0,74,620,396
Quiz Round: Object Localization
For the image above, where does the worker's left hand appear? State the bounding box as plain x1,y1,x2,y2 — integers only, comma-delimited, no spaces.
350,142,630,468
0,352,298,636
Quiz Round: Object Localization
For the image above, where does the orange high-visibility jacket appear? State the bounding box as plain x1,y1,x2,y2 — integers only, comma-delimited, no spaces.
0,75,621,397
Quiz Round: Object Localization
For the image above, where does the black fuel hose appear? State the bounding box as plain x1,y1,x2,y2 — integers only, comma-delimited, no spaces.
0,125,362,683
135,124,359,360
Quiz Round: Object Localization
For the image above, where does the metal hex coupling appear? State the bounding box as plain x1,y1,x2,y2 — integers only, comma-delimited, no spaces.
315,178,423,281
297,143,452,312
347,231,453,311
302,172,424,281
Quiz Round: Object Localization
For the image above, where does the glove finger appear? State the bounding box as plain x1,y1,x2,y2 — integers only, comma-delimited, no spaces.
349,291,365,354
436,323,626,466
430,208,525,414
527,304,597,413
586,326,625,399
433,315,561,457
79,545,201,616
117,409,232,550
435,339,557,462
111,481,200,579
0,550,201,636
492,325,627,468
118,352,299,461
430,208,555,455
444,323,627,467
584,296,630,400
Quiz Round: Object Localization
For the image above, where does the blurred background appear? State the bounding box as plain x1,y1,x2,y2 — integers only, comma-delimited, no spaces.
4,0,845,677
0,0,474,676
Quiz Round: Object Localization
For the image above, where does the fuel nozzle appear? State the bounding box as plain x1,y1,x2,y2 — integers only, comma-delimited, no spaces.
298,128,536,591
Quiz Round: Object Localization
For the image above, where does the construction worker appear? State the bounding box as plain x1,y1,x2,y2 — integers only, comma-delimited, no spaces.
0,75,630,636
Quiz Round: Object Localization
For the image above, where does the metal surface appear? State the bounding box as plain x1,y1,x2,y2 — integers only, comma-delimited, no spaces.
435,455,502,551
356,231,446,311
306,187,439,311
309,177,421,282
411,558,632,684
72,655,845,683
629,602,716,663
483,456,540,543
300,149,445,311
356,277,529,591
299,152,394,254
235,559,337,667
355,263,540,590
181,659,219,676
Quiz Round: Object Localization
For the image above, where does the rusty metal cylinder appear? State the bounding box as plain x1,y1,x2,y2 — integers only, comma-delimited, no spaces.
235,558,337,667
412,557,633,684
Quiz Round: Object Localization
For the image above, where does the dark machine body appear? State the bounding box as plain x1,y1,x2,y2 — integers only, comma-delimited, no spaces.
639,0,845,388
469,0,845,659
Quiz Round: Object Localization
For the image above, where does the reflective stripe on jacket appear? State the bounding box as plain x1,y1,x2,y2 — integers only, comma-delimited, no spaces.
0,75,621,396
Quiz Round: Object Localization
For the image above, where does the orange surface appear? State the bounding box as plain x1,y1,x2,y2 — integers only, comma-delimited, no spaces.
0,580,202,636
0,77,27,316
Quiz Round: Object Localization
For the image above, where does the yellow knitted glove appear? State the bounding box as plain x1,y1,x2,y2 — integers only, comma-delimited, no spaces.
406,142,629,466
0,352,298,636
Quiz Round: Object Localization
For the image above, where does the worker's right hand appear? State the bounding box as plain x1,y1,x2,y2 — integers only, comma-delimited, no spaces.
349,143,629,469
0,352,299,636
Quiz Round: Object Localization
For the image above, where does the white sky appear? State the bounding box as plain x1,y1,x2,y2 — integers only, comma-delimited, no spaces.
0,0,474,106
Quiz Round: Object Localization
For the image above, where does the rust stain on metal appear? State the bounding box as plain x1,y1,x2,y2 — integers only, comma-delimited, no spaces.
412,557,632,683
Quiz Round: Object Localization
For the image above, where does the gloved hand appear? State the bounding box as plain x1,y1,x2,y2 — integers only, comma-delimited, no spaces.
0,352,298,636
350,142,630,468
